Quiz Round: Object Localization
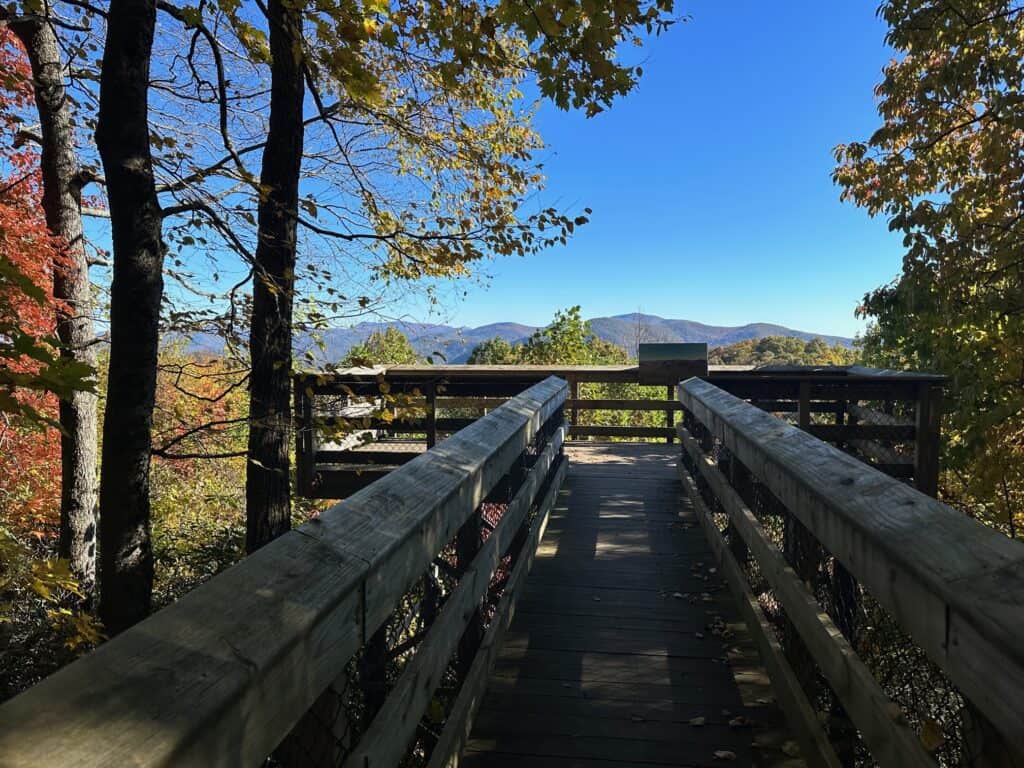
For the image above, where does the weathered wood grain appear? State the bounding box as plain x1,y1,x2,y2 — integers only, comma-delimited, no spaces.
679,425,934,767
0,377,567,768
452,444,776,768
677,453,841,768
347,428,565,767
427,457,567,768
678,377,1024,750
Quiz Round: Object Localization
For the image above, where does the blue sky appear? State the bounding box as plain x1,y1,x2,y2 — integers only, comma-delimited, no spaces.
439,1,902,338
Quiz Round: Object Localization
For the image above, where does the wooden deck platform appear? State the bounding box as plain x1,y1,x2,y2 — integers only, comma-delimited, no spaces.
460,443,797,768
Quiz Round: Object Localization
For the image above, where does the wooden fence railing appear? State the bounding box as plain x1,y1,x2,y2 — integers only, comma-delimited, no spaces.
0,377,569,768
294,365,679,497
708,365,943,496
676,378,1023,768
295,364,944,499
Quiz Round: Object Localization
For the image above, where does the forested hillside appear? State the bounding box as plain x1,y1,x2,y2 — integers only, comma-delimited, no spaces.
189,314,853,363
707,336,857,367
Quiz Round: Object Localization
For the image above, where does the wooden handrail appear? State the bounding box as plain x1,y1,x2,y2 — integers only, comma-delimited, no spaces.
677,377,1024,757
296,364,944,498
0,377,569,768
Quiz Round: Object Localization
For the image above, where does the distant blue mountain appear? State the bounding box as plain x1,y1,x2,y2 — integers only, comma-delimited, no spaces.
185,314,852,363
589,313,853,354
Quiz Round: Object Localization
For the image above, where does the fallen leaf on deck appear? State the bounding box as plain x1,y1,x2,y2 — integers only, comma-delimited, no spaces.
713,751,737,761
689,716,706,727
920,718,945,752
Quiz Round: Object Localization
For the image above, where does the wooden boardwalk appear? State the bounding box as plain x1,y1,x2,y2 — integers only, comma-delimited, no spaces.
460,443,793,768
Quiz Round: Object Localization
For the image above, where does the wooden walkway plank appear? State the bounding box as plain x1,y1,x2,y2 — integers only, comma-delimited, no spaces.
462,443,789,768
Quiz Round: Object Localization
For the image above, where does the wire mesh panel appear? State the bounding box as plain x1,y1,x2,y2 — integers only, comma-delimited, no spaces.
0,378,568,768
272,395,568,768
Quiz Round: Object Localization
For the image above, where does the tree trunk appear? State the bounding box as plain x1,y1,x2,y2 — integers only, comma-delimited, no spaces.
9,16,99,597
94,0,162,634
245,0,305,553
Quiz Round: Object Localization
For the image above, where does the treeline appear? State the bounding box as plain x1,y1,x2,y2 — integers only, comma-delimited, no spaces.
468,306,628,365
340,308,862,438
707,336,857,367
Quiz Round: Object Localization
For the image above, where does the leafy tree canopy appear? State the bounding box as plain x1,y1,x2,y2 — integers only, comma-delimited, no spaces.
708,336,857,367
467,336,516,364
834,1,1024,535
468,306,629,365
341,327,419,366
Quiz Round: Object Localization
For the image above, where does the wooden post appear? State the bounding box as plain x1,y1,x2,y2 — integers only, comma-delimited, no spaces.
798,381,811,432
698,421,714,453
725,452,751,565
830,560,857,643
665,384,675,444
426,383,437,449
827,556,860,763
455,511,483,679
834,398,846,451
781,500,822,700
420,567,440,628
914,383,942,498
835,399,846,427
294,378,315,497
360,624,389,722
568,374,579,440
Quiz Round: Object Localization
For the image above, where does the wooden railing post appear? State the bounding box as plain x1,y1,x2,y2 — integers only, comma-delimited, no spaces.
456,512,483,679
360,624,389,722
506,449,532,565
724,451,751,565
798,380,811,431
780,501,822,699
914,382,942,498
568,374,579,438
679,378,1024,764
698,420,713,454
295,377,315,497
665,384,675,444
829,561,857,643
426,382,437,449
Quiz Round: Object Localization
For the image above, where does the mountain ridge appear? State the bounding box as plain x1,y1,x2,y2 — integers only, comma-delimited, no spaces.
187,313,853,363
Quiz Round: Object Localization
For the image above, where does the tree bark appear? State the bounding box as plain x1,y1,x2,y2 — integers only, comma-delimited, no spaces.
245,0,305,553
9,16,99,597
95,0,162,633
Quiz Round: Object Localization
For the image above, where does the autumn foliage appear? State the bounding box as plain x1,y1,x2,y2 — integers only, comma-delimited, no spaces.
0,28,69,539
